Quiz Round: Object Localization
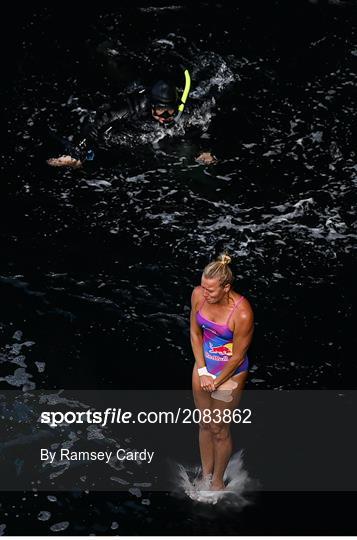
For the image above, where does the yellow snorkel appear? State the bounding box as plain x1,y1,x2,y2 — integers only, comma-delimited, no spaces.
175,68,191,122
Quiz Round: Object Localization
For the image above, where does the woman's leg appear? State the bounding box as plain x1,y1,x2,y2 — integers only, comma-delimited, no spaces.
192,366,214,478
210,370,248,490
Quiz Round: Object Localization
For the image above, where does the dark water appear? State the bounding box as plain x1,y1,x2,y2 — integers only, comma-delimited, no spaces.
1,1,356,535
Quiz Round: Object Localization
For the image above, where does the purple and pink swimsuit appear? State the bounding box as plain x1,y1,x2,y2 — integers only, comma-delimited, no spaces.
196,295,249,377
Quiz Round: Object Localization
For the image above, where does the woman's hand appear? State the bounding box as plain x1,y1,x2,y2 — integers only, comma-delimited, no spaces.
200,374,216,392
47,155,82,168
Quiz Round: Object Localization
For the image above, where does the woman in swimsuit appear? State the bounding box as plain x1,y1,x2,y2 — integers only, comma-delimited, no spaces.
190,253,254,491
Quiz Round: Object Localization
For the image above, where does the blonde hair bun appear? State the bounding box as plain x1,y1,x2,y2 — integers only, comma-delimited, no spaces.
203,253,234,286
217,253,232,266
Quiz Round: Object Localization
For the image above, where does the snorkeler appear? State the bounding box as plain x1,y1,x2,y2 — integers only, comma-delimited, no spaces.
47,70,213,167
190,253,254,491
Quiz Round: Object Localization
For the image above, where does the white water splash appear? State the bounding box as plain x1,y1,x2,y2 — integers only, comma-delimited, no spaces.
174,451,253,506
191,53,236,98
84,179,112,190
49,521,69,532
37,511,51,521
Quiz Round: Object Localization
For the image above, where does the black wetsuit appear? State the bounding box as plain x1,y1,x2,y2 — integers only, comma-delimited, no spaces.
58,88,209,163
70,90,164,161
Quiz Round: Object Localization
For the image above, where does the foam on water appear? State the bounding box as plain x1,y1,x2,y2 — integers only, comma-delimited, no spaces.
174,451,253,507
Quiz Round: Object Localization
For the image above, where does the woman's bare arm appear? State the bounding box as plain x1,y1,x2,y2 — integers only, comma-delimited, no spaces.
190,287,217,392
190,287,205,368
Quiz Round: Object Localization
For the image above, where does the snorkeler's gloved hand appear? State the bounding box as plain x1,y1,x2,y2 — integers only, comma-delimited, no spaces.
195,152,217,165
47,155,82,168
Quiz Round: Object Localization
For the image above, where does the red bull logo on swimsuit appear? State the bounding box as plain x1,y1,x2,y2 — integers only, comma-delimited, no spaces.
208,341,233,357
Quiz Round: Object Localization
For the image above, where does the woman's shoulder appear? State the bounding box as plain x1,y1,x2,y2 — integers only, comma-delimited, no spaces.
191,286,203,308
232,293,254,322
